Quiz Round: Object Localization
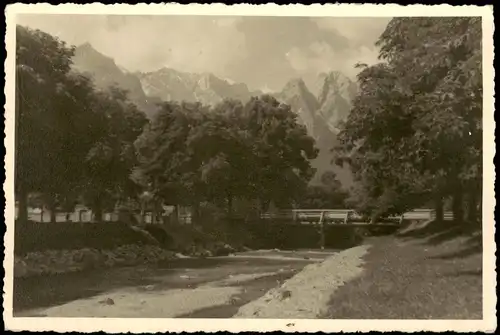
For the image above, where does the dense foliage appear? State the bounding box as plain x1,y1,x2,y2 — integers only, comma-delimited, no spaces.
16,26,148,222
134,96,318,219
335,18,482,223
299,171,349,209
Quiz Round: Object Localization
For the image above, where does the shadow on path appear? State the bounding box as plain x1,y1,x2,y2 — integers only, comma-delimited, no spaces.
14,266,170,313
398,219,481,247
428,234,482,260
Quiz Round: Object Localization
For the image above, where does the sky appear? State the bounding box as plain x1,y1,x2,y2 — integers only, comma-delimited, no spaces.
17,14,391,91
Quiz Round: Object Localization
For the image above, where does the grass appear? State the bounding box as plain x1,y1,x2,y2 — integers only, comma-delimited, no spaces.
325,220,482,319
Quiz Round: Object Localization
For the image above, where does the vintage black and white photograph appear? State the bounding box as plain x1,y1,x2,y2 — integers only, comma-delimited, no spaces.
3,3,495,333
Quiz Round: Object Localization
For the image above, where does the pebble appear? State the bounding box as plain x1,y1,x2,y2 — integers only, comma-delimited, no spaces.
99,298,115,305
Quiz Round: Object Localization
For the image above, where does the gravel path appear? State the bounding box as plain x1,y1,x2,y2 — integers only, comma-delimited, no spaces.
233,245,370,318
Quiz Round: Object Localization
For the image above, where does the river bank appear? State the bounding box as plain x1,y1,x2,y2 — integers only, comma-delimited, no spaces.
14,219,482,320
13,249,337,316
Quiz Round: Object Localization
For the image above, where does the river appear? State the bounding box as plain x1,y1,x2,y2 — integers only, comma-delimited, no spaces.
14,249,339,318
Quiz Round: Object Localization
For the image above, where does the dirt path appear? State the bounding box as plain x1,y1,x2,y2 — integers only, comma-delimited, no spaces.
14,249,339,318
234,245,370,318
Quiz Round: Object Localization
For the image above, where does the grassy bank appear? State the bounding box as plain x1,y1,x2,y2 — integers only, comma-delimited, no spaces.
325,220,482,319
14,221,158,256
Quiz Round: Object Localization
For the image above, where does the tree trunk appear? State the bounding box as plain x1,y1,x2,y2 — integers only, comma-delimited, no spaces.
192,202,201,225
434,194,444,223
17,186,28,223
152,206,158,224
140,198,147,224
93,199,103,223
452,187,464,224
173,205,179,225
465,188,480,223
140,209,146,225
154,201,163,224
40,207,44,223
227,195,233,217
260,199,270,213
49,202,57,223
44,194,57,223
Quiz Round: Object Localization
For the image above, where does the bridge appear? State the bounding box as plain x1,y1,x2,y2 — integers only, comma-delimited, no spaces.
259,208,453,250
260,208,454,226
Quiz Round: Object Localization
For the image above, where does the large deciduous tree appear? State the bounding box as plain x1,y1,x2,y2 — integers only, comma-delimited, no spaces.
82,86,148,222
16,26,148,223
135,95,318,218
15,25,104,222
240,95,319,210
336,18,482,223
134,101,203,220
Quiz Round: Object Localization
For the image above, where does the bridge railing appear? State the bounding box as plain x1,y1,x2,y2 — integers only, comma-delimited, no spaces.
261,209,355,225
260,208,452,225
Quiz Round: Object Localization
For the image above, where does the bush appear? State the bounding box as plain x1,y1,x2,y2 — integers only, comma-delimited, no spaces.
14,221,159,256
14,244,176,278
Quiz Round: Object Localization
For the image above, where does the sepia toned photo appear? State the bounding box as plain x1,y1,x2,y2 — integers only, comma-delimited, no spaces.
3,3,496,333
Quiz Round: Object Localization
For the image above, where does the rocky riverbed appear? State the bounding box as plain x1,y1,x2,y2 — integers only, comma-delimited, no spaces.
14,248,369,319
14,242,240,278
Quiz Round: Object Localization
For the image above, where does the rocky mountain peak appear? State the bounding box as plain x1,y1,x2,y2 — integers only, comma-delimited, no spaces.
72,43,159,117
318,71,358,105
137,67,258,107
274,73,356,187
73,43,116,69
315,72,358,134
281,78,309,94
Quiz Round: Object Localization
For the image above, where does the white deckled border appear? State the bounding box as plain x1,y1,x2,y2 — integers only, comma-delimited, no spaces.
3,3,496,333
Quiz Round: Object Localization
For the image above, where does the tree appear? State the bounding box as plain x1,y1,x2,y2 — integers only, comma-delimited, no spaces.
336,63,424,217
300,171,348,209
335,18,482,223
15,26,105,222
135,95,319,219
377,17,482,223
239,95,319,211
135,101,204,215
189,100,248,214
82,86,148,222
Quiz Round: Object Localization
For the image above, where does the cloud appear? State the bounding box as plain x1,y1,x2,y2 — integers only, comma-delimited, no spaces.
287,41,381,79
314,17,390,47
16,14,390,91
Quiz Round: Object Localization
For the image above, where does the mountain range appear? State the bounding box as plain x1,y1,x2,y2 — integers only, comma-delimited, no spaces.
71,43,355,188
